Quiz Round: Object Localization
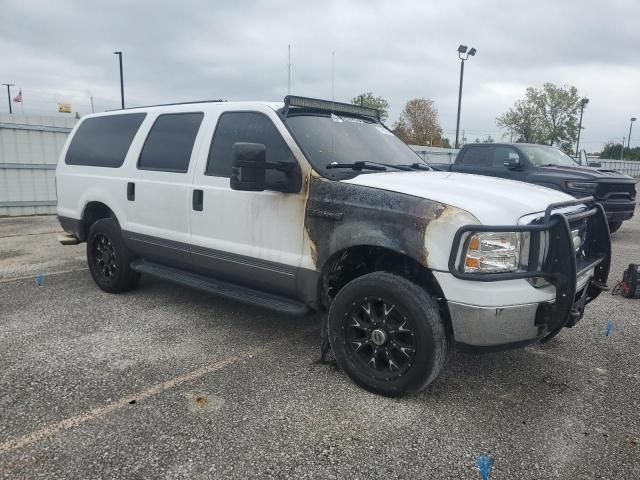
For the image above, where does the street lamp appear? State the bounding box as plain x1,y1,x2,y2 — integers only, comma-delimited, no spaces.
113,51,125,109
628,117,636,149
455,45,476,149
2,83,15,114
575,97,589,159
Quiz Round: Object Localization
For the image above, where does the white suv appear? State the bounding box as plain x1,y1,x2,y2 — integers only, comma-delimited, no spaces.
56,96,611,396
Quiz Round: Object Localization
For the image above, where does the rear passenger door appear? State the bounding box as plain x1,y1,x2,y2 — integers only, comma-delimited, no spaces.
123,112,205,265
189,108,305,297
452,145,493,175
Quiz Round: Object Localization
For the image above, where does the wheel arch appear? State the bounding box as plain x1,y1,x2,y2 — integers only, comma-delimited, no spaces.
79,201,117,241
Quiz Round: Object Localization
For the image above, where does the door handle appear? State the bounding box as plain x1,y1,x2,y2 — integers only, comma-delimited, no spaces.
192,189,203,211
127,182,135,201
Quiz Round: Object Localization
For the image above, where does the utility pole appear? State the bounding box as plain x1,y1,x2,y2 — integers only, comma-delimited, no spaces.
90,96,95,113
2,83,15,113
575,98,589,158
620,137,625,160
287,44,291,95
113,51,125,109
627,117,636,149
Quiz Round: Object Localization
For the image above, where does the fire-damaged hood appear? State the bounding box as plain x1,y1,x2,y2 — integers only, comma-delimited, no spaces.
343,171,575,224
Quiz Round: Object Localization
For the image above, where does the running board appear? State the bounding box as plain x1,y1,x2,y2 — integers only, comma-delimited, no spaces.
130,259,308,316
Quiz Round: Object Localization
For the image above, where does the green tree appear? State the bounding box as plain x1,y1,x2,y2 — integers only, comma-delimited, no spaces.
393,98,444,146
600,142,640,160
351,92,390,122
497,83,582,153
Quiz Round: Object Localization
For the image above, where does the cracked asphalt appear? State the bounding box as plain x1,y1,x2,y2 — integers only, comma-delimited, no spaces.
0,211,639,479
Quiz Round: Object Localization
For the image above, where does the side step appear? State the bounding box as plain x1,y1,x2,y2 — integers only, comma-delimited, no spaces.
130,259,309,316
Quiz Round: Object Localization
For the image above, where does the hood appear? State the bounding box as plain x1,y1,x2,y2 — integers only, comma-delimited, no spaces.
343,171,575,224
529,164,635,183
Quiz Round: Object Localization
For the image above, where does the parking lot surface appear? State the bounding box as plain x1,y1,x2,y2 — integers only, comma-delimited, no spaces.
1,212,639,479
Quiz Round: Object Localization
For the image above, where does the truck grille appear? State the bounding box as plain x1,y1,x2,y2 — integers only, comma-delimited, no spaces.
595,183,636,201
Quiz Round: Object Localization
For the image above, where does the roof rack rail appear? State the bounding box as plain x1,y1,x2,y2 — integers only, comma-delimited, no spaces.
283,95,380,121
107,99,226,112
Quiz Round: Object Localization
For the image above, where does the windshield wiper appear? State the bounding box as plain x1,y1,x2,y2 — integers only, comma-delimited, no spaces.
326,161,412,172
398,162,431,171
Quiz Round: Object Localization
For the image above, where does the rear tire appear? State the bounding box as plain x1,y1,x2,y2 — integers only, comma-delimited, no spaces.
608,221,623,233
328,272,448,397
87,218,140,293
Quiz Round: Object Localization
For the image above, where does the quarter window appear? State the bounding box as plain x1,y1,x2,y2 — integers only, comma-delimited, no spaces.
65,113,146,167
138,113,203,173
206,112,296,178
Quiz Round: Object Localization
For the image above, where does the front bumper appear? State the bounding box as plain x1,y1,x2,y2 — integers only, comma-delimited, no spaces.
600,199,635,222
443,198,611,351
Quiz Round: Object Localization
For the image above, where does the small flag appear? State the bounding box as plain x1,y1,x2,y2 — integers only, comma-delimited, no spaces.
475,454,493,480
13,89,22,103
605,320,613,336
35,274,45,286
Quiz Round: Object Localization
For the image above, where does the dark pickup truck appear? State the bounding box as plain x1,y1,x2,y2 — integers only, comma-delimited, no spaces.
431,143,637,232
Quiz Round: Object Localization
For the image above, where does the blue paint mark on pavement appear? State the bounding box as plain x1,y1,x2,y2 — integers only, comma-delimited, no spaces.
475,454,493,480
605,320,613,336
35,274,45,286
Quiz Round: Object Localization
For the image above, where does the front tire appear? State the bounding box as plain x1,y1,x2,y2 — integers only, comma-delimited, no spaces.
87,218,140,293
608,221,623,234
328,272,448,397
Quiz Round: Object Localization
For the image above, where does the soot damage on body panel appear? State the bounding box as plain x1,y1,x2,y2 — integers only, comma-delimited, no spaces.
305,176,447,270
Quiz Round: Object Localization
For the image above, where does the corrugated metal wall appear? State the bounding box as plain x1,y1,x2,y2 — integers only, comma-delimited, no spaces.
0,113,77,216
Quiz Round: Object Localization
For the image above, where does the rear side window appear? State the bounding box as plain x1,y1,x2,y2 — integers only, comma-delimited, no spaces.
459,146,491,166
138,113,204,173
65,113,146,167
206,112,296,178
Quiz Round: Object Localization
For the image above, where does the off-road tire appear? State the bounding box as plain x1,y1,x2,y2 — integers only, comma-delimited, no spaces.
328,272,448,397
87,218,140,293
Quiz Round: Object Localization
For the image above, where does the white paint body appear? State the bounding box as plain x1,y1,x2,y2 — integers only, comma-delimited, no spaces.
56,101,580,312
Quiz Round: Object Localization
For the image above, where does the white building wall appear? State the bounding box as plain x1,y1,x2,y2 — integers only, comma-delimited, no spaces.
0,113,77,216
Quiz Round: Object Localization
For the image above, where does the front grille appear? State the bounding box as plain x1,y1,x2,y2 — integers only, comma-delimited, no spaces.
595,183,636,201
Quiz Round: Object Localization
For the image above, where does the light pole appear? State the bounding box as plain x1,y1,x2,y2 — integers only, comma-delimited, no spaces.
627,117,636,149
113,51,125,109
455,45,476,149
575,98,589,158
2,83,15,114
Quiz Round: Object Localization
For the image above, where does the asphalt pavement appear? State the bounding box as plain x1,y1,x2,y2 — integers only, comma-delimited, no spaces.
0,212,638,479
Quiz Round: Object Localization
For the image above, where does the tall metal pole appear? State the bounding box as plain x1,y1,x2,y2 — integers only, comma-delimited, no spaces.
575,104,585,158
114,51,124,109
287,44,291,95
2,84,15,114
620,137,625,160
627,118,635,149
454,59,464,149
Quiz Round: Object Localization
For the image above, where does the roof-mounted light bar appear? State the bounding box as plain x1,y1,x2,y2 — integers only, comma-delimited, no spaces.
283,95,381,121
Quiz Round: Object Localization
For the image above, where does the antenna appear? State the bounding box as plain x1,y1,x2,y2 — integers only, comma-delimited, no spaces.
287,44,291,95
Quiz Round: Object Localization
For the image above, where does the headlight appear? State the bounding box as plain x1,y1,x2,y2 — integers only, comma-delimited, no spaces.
565,181,597,193
463,232,521,273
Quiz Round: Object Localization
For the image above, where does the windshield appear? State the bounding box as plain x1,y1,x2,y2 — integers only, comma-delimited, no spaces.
518,144,579,167
285,113,426,179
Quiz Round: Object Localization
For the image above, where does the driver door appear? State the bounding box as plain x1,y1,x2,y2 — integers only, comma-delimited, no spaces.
189,106,306,297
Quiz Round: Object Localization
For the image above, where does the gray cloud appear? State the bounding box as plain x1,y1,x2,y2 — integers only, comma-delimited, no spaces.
1,0,638,150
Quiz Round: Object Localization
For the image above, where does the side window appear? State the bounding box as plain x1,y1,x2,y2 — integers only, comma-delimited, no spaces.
65,113,146,167
459,146,491,166
206,112,297,181
493,147,520,167
138,112,203,173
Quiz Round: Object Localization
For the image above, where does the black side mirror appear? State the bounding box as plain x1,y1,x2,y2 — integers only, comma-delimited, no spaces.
231,142,267,192
504,153,522,170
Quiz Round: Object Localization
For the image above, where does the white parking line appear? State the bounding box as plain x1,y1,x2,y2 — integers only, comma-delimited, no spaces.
0,348,264,454
0,267,88,284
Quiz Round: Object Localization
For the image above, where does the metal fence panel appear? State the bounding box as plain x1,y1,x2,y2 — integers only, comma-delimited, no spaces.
0,113,76,216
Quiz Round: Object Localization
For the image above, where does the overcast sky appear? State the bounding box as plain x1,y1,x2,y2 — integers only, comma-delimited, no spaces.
2,0,639,150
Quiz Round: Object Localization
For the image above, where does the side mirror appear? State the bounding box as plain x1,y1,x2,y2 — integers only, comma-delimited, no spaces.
231,142,267,192
504,152,522,170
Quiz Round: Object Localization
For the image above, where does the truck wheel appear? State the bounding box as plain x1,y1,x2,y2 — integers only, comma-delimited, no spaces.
328,272,448,397
608,221,622,233
87,218,140,293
